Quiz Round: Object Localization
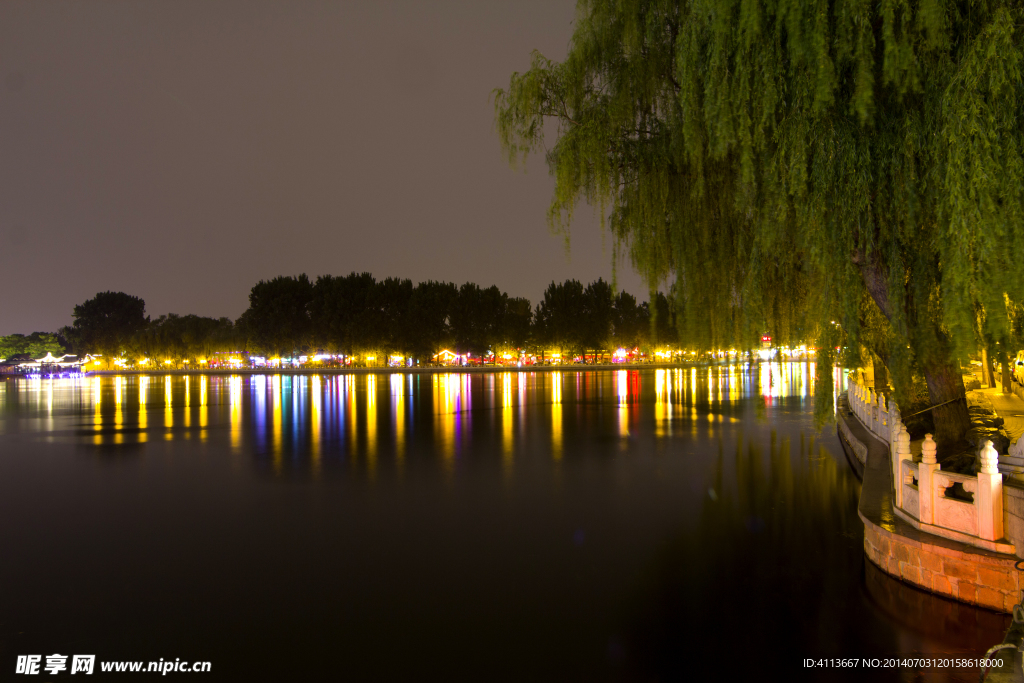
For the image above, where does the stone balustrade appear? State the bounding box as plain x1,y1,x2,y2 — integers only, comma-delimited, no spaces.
848,372,1013,554
847,377,906,492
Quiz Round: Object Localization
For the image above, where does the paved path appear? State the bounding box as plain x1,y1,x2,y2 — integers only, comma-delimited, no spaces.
987,382,1024,446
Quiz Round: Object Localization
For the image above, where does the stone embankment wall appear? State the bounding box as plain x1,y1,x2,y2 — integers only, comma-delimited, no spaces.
842,396,1022,613
837,413,867,466
862,522,1021,613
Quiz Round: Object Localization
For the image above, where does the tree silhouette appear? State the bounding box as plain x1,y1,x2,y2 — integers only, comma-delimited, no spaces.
71,291,148,365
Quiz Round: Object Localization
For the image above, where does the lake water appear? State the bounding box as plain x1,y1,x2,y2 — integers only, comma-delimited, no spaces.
0,365,1008,681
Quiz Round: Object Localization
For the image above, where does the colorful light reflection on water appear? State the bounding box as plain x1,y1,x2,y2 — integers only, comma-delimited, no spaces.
0,363,844,475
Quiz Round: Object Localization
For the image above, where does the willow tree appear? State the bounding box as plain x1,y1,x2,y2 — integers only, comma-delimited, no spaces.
495,0,1024,445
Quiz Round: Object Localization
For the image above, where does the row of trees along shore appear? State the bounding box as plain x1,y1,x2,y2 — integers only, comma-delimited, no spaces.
54,275,697,368
494,0,1024,450
0,332,64,360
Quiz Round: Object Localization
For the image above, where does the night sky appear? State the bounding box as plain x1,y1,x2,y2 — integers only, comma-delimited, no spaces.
0,0,645,336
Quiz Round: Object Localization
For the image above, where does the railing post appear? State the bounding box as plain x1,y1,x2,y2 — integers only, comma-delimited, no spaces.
861,385,867,424
866,387,873,427
890,406,902,456
868,387,876,430
977,440,1003,542
918,434,939,525
872,391,879,435
872,391,880,436
895,426,911,509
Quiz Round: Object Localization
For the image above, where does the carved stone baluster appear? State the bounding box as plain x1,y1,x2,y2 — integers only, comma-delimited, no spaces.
918,434,939,525
895,426,911,509
879,394,888,433
977,440,1003,542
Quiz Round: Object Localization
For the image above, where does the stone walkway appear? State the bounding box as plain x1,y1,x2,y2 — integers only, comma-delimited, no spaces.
988,382,1024,446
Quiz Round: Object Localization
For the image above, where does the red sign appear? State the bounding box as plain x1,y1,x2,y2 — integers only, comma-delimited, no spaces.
761,335,771,342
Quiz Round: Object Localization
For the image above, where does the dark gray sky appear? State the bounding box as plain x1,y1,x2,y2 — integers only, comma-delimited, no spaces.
0,0,645,335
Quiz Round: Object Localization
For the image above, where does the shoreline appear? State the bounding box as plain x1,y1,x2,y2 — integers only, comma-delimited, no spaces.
73,360,788,377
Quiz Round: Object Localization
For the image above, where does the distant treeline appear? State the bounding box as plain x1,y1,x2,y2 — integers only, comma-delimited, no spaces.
0,332,65,360
241,274,675,360
45,274,682,367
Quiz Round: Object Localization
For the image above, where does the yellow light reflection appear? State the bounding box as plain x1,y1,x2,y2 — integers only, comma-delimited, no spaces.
311,375,322,478
114,376,123,444
199,375,208,442
433,374,456,474
230,375,242,452
272,375,282,474
183,375,191,431
617,370,629,438
366,374,377,480
164,375,174,439
391,374,405,473
655,369,669,437
347,376,357,456
518,372,527,441
93,376,102,445
551,372,563,460
502,372,513,478
138,376,148,443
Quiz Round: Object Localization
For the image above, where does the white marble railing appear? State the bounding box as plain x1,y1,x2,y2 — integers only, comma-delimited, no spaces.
848,378,900,451
848,372,1011,554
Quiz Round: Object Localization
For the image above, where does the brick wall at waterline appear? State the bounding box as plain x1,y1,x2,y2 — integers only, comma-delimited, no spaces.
863,520,1020,613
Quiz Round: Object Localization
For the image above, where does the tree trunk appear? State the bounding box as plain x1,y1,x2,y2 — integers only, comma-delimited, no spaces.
854,248,970,444
981,348,994,388
918,353,971,447
1000,349,1012,394
871,353,888,395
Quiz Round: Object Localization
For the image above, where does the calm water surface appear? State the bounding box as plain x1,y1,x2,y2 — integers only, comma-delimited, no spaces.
0,365,1008,681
